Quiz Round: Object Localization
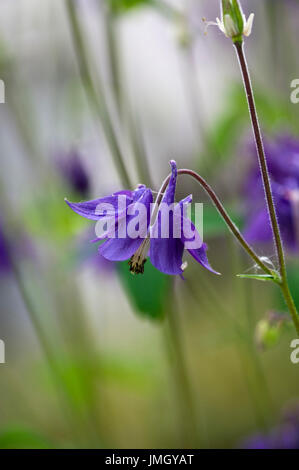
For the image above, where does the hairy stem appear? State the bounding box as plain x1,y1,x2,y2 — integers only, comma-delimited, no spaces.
234,41,299,336
156,168,273,276
234,42,284,276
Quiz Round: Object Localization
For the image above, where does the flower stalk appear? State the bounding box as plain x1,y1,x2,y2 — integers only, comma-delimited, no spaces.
65,0,132,189
156,168,274,277
233,41,299,336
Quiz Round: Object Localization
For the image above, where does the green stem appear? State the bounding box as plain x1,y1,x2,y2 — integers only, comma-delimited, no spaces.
156,169,273,276
166,289,201,447
281,281,299,336
234,41,299,336
105,8,152,187
65,0,132,189
234,42,284,276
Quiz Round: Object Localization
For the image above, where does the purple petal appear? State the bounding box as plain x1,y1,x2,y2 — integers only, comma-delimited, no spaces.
99,187,153,262
150,163,185,275
176,197,220,275
187,243,221,275
99,236,144,261
162,160,177,205
65,191,133,221
150,237,185,275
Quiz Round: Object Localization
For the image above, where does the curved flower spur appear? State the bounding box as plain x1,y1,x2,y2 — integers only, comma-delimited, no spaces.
65,161,219,277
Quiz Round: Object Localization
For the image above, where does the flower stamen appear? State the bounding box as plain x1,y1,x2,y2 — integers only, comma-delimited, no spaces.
129,238,150,275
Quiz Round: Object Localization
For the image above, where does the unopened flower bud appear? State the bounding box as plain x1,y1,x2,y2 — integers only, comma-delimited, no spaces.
205,0,254,43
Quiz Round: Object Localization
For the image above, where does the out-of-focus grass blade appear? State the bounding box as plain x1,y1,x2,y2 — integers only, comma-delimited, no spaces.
106,0,152,15
0,427,53,449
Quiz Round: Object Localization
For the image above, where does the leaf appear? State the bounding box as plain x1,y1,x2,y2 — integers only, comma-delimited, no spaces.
117,260,171,320
237,274,277,282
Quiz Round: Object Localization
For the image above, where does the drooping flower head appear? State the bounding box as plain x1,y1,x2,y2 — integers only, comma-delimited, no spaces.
205,0,254,42
66,161,219,277
244,136,299,252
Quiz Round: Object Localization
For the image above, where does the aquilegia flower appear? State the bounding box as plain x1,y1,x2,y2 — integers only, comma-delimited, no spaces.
0,221,12,274
55,149,90,197
65,161,219,277
245,136,299,252
243,402,299,449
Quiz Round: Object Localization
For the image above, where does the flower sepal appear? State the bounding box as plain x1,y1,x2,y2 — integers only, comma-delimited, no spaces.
207,0,254,43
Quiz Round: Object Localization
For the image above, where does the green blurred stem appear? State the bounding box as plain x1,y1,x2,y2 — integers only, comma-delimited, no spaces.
105,8,152,187
156,169,273,276
231,241,273,427
65,0,132,188
166,291,201,447
234,41,299,337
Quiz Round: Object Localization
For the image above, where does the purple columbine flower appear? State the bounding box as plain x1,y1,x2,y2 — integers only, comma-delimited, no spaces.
65,160,219,277
56,149,90,197
0,221,12,274
244,136,299,251
243,402,299,449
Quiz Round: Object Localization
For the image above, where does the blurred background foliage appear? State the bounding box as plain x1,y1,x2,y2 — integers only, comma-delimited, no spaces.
0,0,299,449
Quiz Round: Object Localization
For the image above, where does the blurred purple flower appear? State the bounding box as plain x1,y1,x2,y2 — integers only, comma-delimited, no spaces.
0,220,34,276
243,402,299,449
55,149,90,197
66,160,219,276
0,221,12,274
244,136,299,251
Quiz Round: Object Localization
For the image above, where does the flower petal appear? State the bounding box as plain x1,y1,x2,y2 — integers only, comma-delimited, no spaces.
150,161,185,275
65,190,133,221
187,243,221,275
150,237,185,275
99,236,144,261
162,160,177,205
176,197,220,275
244,13,254,37
99,187,153,262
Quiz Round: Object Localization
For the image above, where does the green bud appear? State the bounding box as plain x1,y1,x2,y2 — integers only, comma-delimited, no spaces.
216,0,254,42
255,311,290,350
